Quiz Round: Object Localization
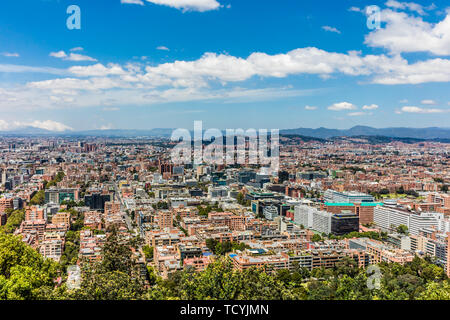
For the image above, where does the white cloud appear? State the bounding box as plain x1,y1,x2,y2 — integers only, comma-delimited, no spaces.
8,44,450,87
141,48,450,86
50,51,97,62
401,106,448,113
371,57,450,84
49,95,74,103
328,102,357,111
0,120,10,131
322,26,341,34
144,0,221,12
103,107,120,111
28,77,129,92
365,9,450,55
6,46,448,111
26,120,73,131
305,105,317,110
2,52,20,57
0,119,72,132
121,0,145,5
69,63,127,77
421,99,436,105
2,83,311,111
65,53,97,61
70,47,84,52
362,104,379,110
157,46,170,51
100,124,114,130
0,64,66,75
66,53,97,62
144,48,398,84
4,36,450,111
385,1,427,15
348,111,368,116
50,51,67,59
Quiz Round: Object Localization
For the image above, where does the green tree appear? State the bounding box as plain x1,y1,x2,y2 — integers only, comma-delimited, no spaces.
396,224,409,235
99,228,135,274
29,190,45,205
0,209,25,234
69,268,145,300
142,245,154,261
417,281,450,300
0,232,59,300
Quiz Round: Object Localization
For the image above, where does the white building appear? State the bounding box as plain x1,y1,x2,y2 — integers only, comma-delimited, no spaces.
294,204,314,229
374,206,438,236
208,186,228,199
294,204,332,234
312,210,332,235
263,205,278,221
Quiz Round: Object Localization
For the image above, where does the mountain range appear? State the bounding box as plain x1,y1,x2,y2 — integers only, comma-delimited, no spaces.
279,126,450,140
1,125,450,140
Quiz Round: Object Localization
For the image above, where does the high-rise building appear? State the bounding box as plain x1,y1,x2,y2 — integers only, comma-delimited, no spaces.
84,193,111,212
312,210,332,235
263,205,278,221
294,204,315,229
0,197,14,213
52,212,71,227
158,210,173,229
104,201,120,215
331,213,359,236
25,206,45,221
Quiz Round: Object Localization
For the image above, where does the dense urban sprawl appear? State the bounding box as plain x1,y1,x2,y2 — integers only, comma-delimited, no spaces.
0,136,449,300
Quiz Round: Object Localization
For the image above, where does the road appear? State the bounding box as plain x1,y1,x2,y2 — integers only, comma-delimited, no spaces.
114,182,136,235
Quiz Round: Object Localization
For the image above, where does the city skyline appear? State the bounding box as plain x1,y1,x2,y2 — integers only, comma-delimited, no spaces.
0,0,450,131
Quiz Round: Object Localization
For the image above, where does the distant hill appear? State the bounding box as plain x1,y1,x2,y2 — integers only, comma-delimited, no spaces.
1,125,450,140
279,134,327,143
328,135,450,144
280,126,450,139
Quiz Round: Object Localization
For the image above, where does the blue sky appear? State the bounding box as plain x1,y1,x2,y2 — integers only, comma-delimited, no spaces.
0,0,449,131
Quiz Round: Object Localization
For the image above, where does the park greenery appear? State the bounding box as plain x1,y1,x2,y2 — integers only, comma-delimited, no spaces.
205,239,250,255
0,229,449,300
0,209,25,234
197,203,223,217
236,192,251,207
